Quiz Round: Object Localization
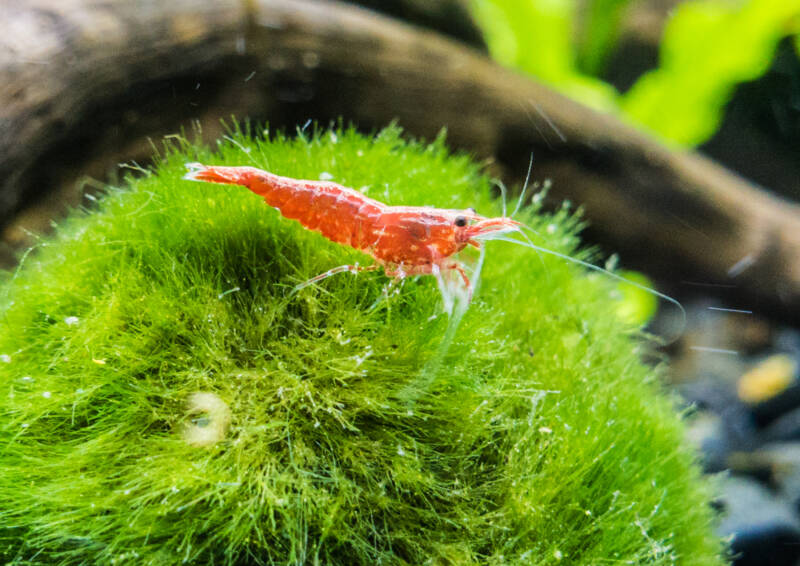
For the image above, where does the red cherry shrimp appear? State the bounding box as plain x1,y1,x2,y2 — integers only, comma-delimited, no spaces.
183,162,684,325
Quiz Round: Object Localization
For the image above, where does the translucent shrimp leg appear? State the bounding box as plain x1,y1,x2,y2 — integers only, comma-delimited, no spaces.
445,262,472,292
292,264,379,293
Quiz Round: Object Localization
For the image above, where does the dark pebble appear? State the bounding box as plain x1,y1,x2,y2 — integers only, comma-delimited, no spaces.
718,476,800,566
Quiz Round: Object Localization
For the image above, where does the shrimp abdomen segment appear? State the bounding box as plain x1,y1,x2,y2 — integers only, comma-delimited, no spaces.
287,186,383,249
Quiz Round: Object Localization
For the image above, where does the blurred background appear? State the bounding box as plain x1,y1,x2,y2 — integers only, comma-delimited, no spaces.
2,0,800,563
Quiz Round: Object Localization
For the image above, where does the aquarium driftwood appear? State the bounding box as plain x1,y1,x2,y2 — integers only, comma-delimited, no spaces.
1,0,799,319
345,0,485,48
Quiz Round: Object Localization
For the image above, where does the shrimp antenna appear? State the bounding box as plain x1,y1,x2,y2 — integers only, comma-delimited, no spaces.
491,179,509,219
512,153,535,219
222,135,258,166
479,229,686,342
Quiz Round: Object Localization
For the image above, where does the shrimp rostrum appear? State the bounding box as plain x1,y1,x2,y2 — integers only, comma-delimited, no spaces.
184,163,520,311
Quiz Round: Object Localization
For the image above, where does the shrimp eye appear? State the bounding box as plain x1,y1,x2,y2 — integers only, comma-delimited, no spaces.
454,216,467,227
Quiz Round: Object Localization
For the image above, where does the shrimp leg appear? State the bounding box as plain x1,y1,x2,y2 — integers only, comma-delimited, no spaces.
445,262,471,291
293,264,379,293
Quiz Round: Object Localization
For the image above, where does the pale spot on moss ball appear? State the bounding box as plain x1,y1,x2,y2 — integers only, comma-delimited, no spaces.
0,354,11,363
64,316,79,326
182,392,231,447
42,391,51,399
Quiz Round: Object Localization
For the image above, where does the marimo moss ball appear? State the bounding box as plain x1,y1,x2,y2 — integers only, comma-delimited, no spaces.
1,127,724,564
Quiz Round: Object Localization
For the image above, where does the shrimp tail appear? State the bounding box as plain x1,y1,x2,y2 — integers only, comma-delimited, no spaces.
183,163,252,186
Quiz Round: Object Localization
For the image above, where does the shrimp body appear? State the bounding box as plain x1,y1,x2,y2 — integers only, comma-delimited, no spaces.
184,163,521,306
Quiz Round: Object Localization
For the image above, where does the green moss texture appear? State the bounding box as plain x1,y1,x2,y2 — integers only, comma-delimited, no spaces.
0,126,724,564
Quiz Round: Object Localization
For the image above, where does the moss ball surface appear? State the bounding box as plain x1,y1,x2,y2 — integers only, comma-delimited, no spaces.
0,127,724,564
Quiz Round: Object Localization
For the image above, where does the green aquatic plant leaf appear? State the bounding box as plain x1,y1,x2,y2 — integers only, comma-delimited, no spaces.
0,125,724,564
472,0,800,146
621,0,800,145
575,0,633,75
470,0,620,111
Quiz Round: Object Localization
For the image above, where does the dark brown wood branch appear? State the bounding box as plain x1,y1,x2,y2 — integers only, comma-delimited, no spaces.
344,0,486,48
1,0,799,320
